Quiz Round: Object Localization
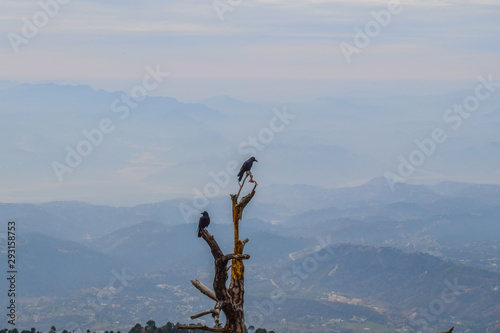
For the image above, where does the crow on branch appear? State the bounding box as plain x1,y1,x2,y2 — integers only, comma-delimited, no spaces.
198,211,210,237
237,157,258,183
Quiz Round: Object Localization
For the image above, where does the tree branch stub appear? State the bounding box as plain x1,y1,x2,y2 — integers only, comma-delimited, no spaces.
190,308,220,320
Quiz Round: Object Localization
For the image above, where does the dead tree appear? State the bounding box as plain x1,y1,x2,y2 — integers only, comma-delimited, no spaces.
178,173,257,333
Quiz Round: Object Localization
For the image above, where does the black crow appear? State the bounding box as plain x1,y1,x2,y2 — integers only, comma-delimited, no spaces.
237,157,258,182
198,211,210,237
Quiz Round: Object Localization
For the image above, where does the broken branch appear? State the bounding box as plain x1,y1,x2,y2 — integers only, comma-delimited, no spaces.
222,253,250,263
191,279,217,302
190,308,219,320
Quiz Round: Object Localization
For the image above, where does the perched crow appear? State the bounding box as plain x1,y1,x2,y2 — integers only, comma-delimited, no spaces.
237,157,258,182
198,211,210,237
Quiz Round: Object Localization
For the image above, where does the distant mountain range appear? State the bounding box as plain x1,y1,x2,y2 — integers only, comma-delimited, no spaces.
14,233,119,297
3,231,498,332
2,178,500,247
2,178,500,331
270,244,500,332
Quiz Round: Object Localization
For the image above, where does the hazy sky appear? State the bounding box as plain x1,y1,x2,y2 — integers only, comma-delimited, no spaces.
1,0,500,205
1,0,500,101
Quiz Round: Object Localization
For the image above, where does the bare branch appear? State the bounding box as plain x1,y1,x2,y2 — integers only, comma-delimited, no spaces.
438,328,454,333
222,253,250,263
235,173,249,201
177,324,226,332
190,308,219,320
232,184,257,223
237,184,256,209
200,229,224,259
191,279,217,302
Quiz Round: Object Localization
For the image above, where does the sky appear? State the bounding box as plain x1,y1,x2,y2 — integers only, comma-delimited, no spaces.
0,0,500,206
1,0,500,101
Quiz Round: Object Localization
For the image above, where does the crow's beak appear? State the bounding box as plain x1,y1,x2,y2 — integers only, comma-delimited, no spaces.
255,159,258,162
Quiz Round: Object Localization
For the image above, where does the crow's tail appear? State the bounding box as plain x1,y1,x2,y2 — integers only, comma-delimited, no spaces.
198,227,202,237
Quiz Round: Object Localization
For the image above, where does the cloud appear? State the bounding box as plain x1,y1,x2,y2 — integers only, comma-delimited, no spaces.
128,152,174,166
0,0,499,86
117,167,166,181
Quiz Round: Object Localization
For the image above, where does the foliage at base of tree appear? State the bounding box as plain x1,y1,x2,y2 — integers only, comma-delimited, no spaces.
1,320,274,333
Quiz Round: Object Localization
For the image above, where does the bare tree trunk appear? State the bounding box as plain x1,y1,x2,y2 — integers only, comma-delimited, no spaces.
178,174,257,333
